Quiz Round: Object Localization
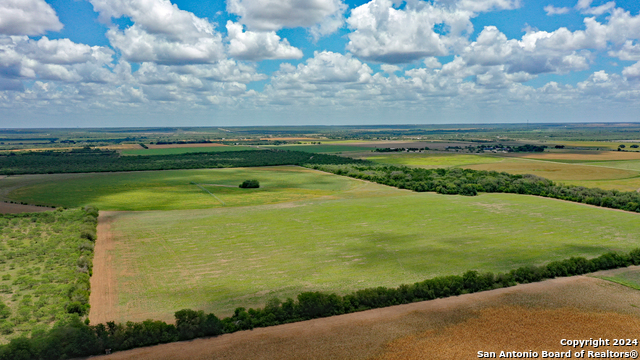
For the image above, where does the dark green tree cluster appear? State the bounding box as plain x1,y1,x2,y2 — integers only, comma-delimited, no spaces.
0,149,369,175
0,309,223,360
1,249,639,360
239,180,260,188
512,144,546,152
308,164,640,212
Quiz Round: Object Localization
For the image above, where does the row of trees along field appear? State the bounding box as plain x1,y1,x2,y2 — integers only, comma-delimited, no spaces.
1,249,639,360
0,148,368,175
0,207,98,342
307,164,640,212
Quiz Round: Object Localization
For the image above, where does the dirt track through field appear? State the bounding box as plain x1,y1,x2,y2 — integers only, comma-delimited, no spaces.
89,211,119,324
87,270,640,360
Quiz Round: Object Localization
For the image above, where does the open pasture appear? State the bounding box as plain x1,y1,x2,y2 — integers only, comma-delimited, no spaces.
519,150,640,162
121,145,256,156
361,153,503,167
553,140,640,150
90,269,640,360
462,158,638,181
0,167,375,211
95,192,640,323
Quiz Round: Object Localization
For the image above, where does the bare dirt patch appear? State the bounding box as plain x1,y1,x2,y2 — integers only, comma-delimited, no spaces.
146,143,227,149
89,211,121,324
0,202,54,214
88,270,640,360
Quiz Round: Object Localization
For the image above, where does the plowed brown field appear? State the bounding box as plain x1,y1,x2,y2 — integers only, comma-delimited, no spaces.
89,211,120,324
0,201,54,214
86,269,640,360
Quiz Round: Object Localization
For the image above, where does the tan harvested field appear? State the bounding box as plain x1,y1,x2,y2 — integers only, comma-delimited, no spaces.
88,270,640,360
0,201,54,214
146,143,227,149
463,159,637,181
520,151,640,161
89,211,120,325
375,307,640,360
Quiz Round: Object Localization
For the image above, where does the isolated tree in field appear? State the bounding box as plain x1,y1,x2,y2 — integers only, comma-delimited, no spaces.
239,180,259,188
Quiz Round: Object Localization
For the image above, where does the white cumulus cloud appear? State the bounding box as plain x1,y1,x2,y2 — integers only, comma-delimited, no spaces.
227,0,347,39
346,0,473,64
89,0,225,64
0,0,63,36
226,22,303,61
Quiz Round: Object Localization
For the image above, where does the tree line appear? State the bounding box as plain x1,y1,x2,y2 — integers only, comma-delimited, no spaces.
0,149,368,175
308,164,640,212
2,248,639,360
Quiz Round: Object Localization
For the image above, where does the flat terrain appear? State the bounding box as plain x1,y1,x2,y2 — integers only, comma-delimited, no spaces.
520,150,640,161
0,166,377,211
364,153,504,167
463,158,637,181
121,145,256,155
88,269,640,360
89,191,640,323
262,144,377,153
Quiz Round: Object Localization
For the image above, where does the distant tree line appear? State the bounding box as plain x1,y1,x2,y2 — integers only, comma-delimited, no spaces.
470,144,546,153
374,147,429,152
1,249,639,360
308,164,640,212
0,149,369,175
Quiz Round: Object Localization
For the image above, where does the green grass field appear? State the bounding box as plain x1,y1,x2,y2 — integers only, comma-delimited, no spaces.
105,191,640,322
362,153,504,167
597,268,640,291
121,146,257,155
0,167,381,211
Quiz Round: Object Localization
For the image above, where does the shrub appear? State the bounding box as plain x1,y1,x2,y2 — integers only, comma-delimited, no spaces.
239,179,260,188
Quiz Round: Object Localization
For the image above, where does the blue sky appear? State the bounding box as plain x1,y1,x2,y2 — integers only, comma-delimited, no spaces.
1,0,640,127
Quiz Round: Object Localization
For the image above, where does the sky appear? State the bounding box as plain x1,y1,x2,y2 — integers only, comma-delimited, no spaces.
1,0,640,128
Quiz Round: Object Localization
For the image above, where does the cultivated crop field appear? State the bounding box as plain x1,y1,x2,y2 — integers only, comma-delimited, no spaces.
362,153,504,167
93,186,640,323
0,166,377,211
89,269,640,360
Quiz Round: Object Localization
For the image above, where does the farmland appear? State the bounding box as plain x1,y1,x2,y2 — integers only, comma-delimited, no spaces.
0,166,376,211
86,270,640,360
263,144,377,153
121,145,257,156
364,153,504,167
4,125,640,359
93,189,640,323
